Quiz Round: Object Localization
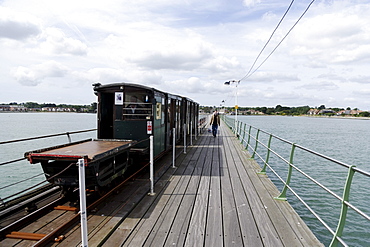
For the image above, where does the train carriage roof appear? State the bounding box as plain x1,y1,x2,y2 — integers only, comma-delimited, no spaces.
93,82,156,93
93,82,198,105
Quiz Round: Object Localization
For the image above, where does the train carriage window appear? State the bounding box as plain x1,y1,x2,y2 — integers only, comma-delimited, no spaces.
123,92,152,120
156,103,161,120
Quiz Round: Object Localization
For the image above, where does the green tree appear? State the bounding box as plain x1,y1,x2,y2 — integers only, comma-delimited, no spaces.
359,112,370,117
318,105,326,110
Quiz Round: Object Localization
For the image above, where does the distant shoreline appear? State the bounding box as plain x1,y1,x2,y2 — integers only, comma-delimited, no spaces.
227,114,370,120
0,111,96,114
303,115,370,120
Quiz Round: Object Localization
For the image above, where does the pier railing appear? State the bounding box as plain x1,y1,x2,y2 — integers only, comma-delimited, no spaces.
0,129,97,204
0,128,97,166
223,115,370,247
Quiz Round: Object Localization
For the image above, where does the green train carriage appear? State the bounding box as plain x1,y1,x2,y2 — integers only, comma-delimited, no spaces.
93,82,199,159
25,82,199,197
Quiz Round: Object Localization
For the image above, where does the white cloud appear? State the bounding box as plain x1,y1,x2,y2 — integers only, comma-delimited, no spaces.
12,61,69,86
1,0,370,110
39,28,88,56
0,7,41,40
243,0,261,7
289,4,370,65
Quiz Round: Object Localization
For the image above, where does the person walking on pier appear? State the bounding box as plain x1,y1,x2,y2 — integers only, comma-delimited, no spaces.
210,110,220,137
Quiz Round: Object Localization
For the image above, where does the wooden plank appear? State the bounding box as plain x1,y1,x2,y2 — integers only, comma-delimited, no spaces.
31,140,132,160
204,135,223,247
216,129,244,246
164,135,211,246
123,194,171,246
145,136,209,246
183,138,213,247
109,138,207,246
122,152,199,246
102,181,169,246
144,130,211,246
82,182,149,246
143,174,191,246
228,133,302,246
223,127,284,247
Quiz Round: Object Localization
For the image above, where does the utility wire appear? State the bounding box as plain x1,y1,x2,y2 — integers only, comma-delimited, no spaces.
240,0,296,81
240,0,317,81
0,173,45,190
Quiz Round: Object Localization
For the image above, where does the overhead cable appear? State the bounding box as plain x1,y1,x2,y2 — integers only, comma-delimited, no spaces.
240,0,296,81
240,0,317,82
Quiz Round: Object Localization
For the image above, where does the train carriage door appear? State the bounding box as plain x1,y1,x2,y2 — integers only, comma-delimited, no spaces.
98,92,114,139
166,97,171,150
176,99,181,141
167,96,178,148
154,92,166,156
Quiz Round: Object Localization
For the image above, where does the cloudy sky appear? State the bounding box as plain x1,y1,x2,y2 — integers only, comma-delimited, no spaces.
1,0,370,110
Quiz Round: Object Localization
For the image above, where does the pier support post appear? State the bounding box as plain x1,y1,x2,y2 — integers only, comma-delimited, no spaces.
190,121,193,146
148,135,155,196
183,123,187,154
172,128,176,168
78,158,88,247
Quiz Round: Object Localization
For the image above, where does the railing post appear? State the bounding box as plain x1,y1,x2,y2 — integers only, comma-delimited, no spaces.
190,121,193,146
78,158,88,247
183,123,187,154
172,128,176,168
258,134,273,175
148,135,155,196
67,132,72,143
246,126,252,150
241,123,246,144
251,129,260,159
275,143,296,201
329,165,356,247
237,121,242,139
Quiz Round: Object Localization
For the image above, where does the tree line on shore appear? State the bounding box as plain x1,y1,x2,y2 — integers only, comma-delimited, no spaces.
1,102,97,113
201,105,370,117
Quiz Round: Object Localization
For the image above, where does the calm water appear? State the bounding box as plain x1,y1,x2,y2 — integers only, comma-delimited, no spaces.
0,113,97,202
235,115,370,247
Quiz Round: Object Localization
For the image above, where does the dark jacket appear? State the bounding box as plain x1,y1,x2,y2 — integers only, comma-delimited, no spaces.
210,113,220,126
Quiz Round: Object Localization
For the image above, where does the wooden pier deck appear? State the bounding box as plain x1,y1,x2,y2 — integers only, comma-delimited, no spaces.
52,123,323,247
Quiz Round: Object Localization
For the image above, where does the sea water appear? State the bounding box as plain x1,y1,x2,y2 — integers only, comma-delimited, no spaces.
0,112,97,202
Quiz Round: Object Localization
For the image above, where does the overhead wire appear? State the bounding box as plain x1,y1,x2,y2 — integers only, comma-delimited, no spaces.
240,0,296,82
239,0,317,82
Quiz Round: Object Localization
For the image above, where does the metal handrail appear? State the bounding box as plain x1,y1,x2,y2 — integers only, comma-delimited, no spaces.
0,129,97,145
222,115,370,247
0,129,97,167
0,128,98,203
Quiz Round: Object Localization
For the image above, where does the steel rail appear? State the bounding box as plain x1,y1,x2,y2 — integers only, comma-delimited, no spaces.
0,196,65,240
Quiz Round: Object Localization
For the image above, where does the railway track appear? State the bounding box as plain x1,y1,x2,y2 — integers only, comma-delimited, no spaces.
0,184,61,230
0,161,151,247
